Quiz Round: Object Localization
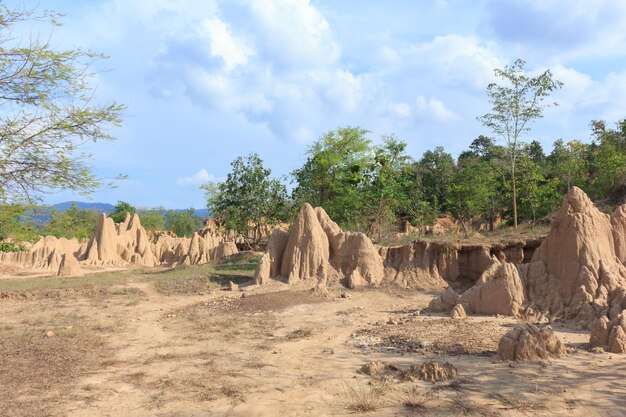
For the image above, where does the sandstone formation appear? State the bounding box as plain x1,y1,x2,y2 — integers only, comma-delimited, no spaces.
590,310,626,353
58,254,83,277
0,236,81,274
255,202,541,290
497,324,566,361
428,287,461,312
0,213,238,277
256,203,388,287
450,303,467,319
280,204,332,283
418,361,458,383
521,187,626,328
461,260,525,316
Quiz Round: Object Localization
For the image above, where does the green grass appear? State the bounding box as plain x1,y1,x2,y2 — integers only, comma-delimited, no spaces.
150,252,261,295
0,271,130,292
0,252,262,295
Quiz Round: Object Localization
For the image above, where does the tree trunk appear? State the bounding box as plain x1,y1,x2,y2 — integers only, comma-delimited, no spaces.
512,169,518,230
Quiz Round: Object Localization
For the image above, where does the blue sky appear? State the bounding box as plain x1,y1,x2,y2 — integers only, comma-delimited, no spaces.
31,0,626,208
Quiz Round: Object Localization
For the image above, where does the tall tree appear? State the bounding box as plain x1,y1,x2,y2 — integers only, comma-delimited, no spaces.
291,127,371,227
417,146,455,213
478,59,562,229
364,135,414,238
204,153,288,247
0,5,124,202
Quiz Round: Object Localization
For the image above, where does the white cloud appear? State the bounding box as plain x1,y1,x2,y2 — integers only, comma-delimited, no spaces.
416,96,457,122
176,169,216,185
201,17,253,71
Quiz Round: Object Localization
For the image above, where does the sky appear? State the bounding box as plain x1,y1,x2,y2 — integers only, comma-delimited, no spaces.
23,0,626,208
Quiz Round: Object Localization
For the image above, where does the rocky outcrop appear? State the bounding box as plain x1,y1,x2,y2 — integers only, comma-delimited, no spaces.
254,229,289,285
461,261,526,316
590,310,626,353
612,204,626,265
0,236,81,273
428,287,461,312
1,213,238,277
450,304,467,319
335,232,384,288
280,204,332,283
57,254,83,277
521,187,626,328
498,324,566,361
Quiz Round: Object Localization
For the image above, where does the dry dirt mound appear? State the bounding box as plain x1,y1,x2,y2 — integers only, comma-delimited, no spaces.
497,324,566,361
418,361,458,383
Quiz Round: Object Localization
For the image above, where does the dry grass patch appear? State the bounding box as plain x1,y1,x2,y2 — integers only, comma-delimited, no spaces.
448,395,501,417
491,392,548,414
343,379,390,413
0,325,109,417
401,386,433,412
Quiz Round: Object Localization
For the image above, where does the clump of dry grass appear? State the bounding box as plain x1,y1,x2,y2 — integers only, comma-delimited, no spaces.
448,395,501,417
286,328,312,340
491,392,548,414
0,326,109,417
343,379,389,413
402,386,432,412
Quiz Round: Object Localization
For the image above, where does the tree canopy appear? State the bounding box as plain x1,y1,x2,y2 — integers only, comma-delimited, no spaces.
0,4,124,203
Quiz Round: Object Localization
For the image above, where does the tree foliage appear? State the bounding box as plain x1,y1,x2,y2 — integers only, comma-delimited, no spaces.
165,209,203,238
42,203,99,240
109,201,136,223
0,4,124,202
292,127,371,227
204,153,288,246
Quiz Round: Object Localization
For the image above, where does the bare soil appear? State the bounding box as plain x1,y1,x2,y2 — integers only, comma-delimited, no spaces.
1,254,625,416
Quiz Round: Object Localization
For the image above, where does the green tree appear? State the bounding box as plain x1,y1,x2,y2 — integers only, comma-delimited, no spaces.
165,209,203,237
0,5,125,202
109,201,136,223
42,203,99,239
478,58,562,229
547,139,589,193
0,203,38,244
291,126,371,227
204,153,288,246
447,160,498,235
515,151,560,225
138,209,166,231
417,146,455,213
587,119,626,201
364,135,414,238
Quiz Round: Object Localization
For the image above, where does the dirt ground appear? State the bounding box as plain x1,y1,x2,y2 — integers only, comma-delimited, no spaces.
1,253,625,417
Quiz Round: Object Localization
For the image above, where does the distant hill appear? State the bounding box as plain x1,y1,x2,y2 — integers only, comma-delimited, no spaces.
51,201,115,213
36,202,210,221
